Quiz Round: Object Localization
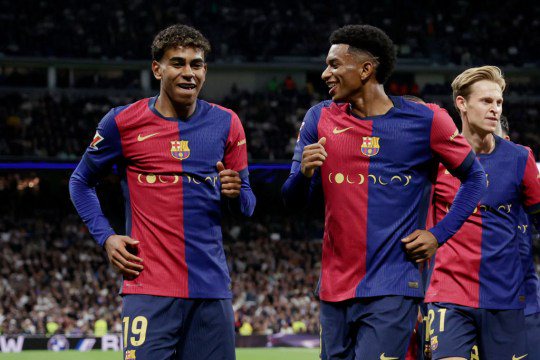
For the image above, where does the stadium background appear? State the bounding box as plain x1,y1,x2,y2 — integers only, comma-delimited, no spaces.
1,1,539,358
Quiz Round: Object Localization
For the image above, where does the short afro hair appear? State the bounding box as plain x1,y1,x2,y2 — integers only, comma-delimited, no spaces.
330,25,396,84
152,24,211,61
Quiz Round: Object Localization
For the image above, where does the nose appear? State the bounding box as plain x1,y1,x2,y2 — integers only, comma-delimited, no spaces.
321,66,331,81
181,65,194,79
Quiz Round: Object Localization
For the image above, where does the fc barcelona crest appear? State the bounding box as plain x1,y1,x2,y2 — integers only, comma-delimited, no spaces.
430,335,438,351
171,140,190,160
361,136,380,157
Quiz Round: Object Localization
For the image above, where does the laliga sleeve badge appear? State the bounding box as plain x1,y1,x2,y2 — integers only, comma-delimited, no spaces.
90,131,104,149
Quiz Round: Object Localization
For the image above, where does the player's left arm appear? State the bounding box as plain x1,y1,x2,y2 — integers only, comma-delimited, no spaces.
403,106,486,262
520,148,540,230
220,112,256,217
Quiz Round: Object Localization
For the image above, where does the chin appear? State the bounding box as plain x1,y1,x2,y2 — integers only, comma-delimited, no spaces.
174,94,198,106
331,94,346,102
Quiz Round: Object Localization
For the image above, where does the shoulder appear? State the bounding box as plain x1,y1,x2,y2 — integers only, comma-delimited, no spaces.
390,97,452,127
105,98,149,124
498,136,529,158
311,100,334,111
206,100,240,121
306,100,339,119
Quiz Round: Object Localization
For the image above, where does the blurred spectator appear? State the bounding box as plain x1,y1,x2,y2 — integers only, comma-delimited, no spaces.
1,81,540,160
2,1,540,66
0,210,324,335
46,319,59,336
94,318,108,337
239,319,253,336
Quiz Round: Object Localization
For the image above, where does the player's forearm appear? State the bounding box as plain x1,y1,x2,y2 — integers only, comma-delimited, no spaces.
69,161,116,247
430,158,486,245
228,177,256,217
281,161,312,210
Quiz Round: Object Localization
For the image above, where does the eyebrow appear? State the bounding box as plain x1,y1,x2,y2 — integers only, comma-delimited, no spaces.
480,96,503,101
326,56,339,64
169,57,205,63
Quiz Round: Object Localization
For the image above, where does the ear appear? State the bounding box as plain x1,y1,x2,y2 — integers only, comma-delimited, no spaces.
151,60,162,81
455,95,467,113
360,60,376,81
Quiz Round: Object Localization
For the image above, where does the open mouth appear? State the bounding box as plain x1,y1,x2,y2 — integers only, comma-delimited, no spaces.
177,84,196,90
327,82,337,95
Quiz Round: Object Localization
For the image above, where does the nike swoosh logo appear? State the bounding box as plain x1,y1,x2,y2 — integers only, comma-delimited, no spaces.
512,355,528,360
137,133,159,141
333,127,353,134
380,354,399,360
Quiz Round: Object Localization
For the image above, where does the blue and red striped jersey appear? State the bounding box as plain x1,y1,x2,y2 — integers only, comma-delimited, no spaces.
426,137,540,309
288,97,476,302
70,96,255,299
517,208,540,316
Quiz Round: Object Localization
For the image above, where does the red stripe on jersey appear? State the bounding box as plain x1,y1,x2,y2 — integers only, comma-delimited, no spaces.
318,104,371,301
521,148,540,209
115,99,189,297
428,104,471,171
425,165,481,307
212,104,248,172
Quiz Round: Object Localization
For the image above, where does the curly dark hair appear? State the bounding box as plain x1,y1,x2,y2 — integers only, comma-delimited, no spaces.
330,25,396,84
151,24,211,61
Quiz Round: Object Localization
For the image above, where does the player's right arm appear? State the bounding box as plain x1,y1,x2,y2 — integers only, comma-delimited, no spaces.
427,105,486,245
403,104,486,262
282,106,325,209
69,108,143,278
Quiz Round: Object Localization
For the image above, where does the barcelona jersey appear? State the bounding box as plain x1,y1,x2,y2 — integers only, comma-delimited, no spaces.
291,97,474,302
517,208,540,316
71,96,253,299
426,137,540,309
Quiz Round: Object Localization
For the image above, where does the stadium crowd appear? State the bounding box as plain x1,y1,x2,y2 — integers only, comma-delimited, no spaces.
0,193,538,336
3,1,540,66
1,81,540,160
0,211,324,336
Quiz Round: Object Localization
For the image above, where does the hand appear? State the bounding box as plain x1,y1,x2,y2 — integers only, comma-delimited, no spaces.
104,235,144,279
217,161,241,198
401,230,438,263
301,137,327,178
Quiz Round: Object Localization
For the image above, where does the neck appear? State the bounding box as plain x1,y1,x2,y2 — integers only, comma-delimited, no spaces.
349,83,393,118
462,126,495,154
155,92,197,119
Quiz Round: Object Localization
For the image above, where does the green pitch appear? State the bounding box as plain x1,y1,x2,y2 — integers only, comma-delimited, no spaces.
0,348,320,360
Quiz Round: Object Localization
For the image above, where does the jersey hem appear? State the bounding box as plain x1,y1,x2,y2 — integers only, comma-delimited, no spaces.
319,290,423,302
424,297,525,310
121,286,232,299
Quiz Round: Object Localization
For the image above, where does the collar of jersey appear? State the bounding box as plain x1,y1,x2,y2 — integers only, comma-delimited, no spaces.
148,95,202,122
477,134,502,158
347,95,399,120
